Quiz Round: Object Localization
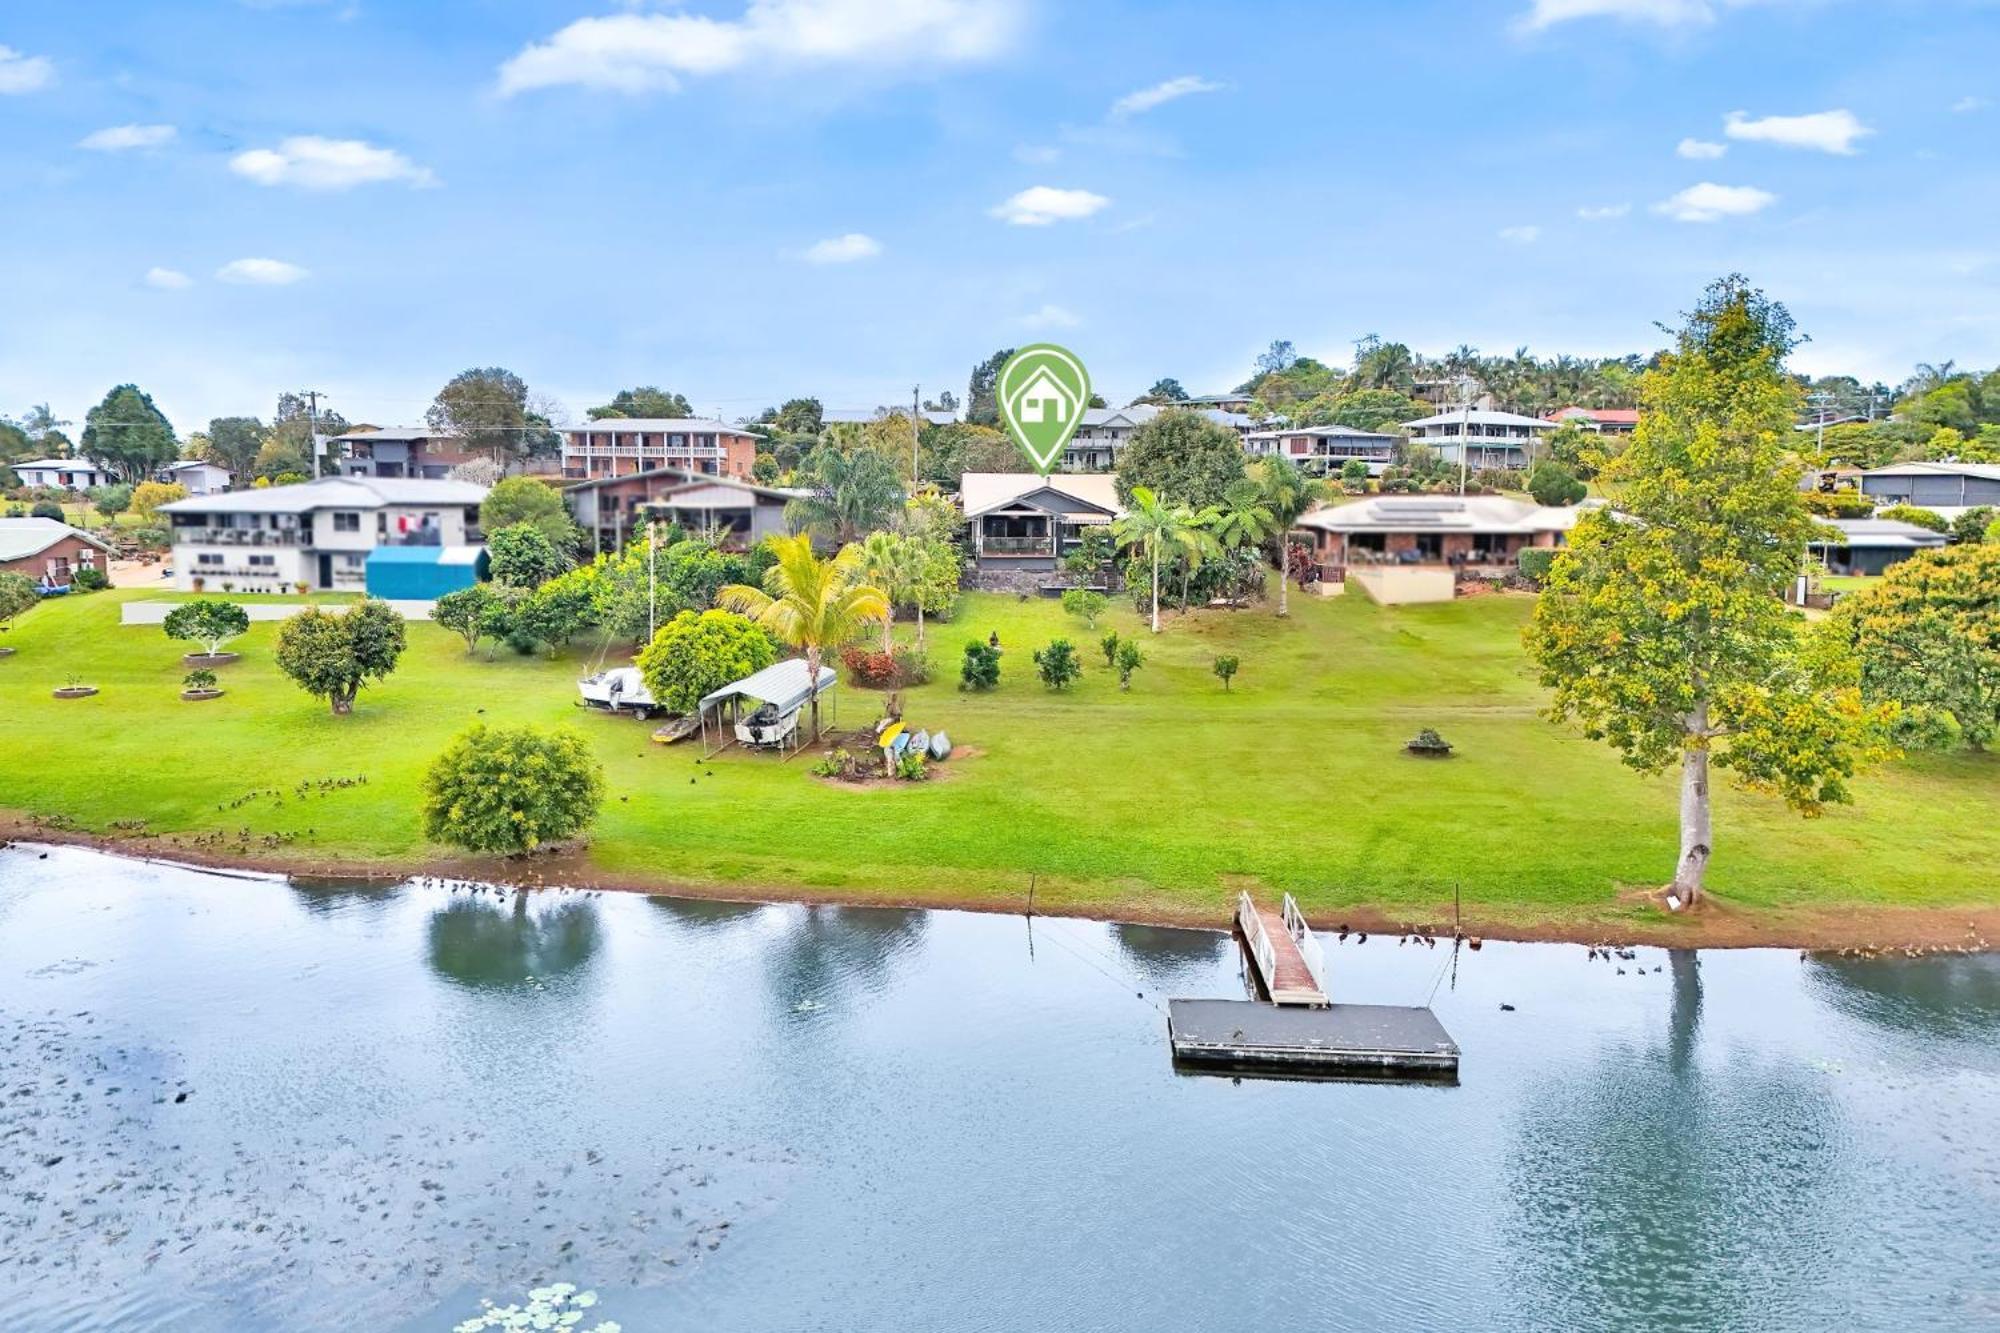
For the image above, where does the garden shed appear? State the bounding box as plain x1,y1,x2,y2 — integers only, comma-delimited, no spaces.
363,545,488,600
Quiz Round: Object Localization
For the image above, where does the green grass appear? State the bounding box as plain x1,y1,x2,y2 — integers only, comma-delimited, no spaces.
2,585,1996,934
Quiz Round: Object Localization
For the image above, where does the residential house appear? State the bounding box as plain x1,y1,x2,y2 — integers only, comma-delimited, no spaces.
1544,406,1640,435
1401,409,1558,471
157,477,487,594
14,459,114,490
1244,425,1398,477
561,419,761,482
1295,494,1588,573
327,427,477,480
0,517,112,588
960,472,1122,588
1858,461,2000,521
565,466,802,555
1181,392,1256,413
1062,404,1254,471
1808,517,1949,577
160,460,232,495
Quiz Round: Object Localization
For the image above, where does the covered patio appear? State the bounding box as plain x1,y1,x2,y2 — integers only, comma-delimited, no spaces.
698,658,839,759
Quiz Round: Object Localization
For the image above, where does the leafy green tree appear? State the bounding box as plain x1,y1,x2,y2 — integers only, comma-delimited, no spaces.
1213,654,1239,691
274,600,408,715
1064,526,1114,582
1253,456,1328,617
88,483,133,517
427,367,556,463
718,534,888,737
1340,458,1372,486
786,442,901,542
1876,504,1949,533
1114,639,1145,690
1115,409,1246,512
1527,461,1587,507
421,724,605,854
1953,506,1997,544
1114,486,1209,633
1100,630,1120,667
129,481,185,519
859,531,910,652
1824,544,2000,750
1138,378,1189,404
586,386,691,420
1525,276,1889,904
162,599,251,658
433,584,497,655
1209,478,1275,553
636,609,778,714
1308,389,1430,434
1062,587,1108,629
1032,638,1082,690
772,397,823,434
204,416,268,479
481,477,578,551
252,434,309,481
959,639,1001,691
488,522,570,588
0,572,39,637
514,576,597,656
919,421,1016,486
81,384,177,482
966,348,1015,426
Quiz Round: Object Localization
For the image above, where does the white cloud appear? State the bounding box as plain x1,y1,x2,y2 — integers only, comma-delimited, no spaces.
80,124,178,152
144,267,193,290
216,257,309,285
497,0,1021,96
1109,75,1223,121
1677,137,1727,159
1519,0,1713,31
1653,182,1776,222
990,185,1110,226
1498,225,1541,244
0,44,54,94
1576,203,1631,220
1723,109,1871,155
229,136,436,190
1953,95,1990,114
1013,143,1060,165
1016,303,1080,330
800,232,882,264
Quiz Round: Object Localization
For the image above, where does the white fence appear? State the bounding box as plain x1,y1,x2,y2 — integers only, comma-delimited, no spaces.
1282,893,1327,996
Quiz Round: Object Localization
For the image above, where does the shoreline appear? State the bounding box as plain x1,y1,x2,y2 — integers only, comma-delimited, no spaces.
4,818,1994,954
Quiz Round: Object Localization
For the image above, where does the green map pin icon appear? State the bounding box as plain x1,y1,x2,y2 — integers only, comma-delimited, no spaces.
998,344,1091,476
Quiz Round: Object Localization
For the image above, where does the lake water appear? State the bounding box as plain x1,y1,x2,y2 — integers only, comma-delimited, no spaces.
1,844,1995,1331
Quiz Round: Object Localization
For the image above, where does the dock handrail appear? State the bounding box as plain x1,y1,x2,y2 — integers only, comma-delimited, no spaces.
1282,893,1327,996
1237,891,1276,993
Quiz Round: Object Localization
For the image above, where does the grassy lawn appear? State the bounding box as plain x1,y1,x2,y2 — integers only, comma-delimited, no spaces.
2,584,1996,935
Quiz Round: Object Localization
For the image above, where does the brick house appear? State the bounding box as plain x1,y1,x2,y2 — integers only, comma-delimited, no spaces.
1294,495,1589,573
560,419,761,482
0,518,113,588
565,467,804,555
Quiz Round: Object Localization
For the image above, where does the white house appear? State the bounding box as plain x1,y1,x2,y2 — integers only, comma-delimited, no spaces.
1401,409,1558,471
160,460,232,496
1244,425,1398,477
14,458,114,490
157,476,488,593
1062,404,1254,471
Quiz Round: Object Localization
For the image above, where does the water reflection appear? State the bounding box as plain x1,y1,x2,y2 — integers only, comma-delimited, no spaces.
1807,953,2000,1041
1110,922,1229,989
287,874,405,920
425,892,602,989
648,893,766,934
1500,952,1844,1327
768,904,926,1008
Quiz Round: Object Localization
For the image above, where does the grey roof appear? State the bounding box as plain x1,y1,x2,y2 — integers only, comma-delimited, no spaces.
1247,425,1396,442
163,459,230,473
1809,518,1951,548
1079,404,1248,431
699,658,837,715
959,471,1122,518
327,427,455,444
1402,408,1558,430
565,465,800,504
157,476,487,516
0,517,113,561
14,458,106,473
1862,461,2000,481
567,418,762,437
1297,495,1590,535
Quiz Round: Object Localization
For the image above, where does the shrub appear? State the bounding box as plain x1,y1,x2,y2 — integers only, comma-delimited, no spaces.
131,526,169,550
1517,548,1557,584
69,565,108,592
274,599,407,715
29,500,63,521
637,609,778,714
1526,462,1586,507
959,639,1001,691
0,572,37,632
1877,504,1950,534
89,483,135,517
1407,727,1453,755
811,748,858,778
894,750,929,781
1802,489,1875,519
163,598,250,656
1951,506,1996,544
1340,458,1371,486
1100,630,1120,667
182,668,218,692
421,725,605,855
433,584,497,655
1213,654,1239,691
488,521,570,588
1114,639,1144,690
1061,587,1108,629
839,644,931,689
128,480,186,520
1032,638,1082,690
513,576,597,656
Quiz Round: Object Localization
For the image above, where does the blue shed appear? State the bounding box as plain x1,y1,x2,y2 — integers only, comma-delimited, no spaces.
364,545,489,600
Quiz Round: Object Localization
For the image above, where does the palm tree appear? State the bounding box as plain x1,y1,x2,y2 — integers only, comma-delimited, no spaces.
1253,456,1328,617
1210,478,1275,553
718,534,888,739
1113,486,1207,633
892,537,935,650
858,531,905,652
1174,516,1221,611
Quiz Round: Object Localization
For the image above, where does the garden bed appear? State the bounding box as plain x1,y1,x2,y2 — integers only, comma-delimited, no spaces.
181,688,225,702
182,652,241,668
52,686,99,699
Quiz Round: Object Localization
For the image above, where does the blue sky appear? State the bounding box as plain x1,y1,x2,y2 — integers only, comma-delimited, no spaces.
3,0,1998,435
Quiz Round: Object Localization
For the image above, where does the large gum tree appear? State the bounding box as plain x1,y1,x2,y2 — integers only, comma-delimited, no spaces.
1525,276,1889,905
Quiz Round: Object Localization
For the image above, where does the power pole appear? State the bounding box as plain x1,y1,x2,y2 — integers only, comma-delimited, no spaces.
301,389,327,475
911,384,922,484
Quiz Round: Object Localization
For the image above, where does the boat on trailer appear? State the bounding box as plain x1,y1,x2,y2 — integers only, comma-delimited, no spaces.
578,667,660,719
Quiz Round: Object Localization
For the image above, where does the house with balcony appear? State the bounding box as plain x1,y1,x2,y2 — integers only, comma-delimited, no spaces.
1061,405,1254,471
561,419,760,482
1858,461,2000,522
1401,409,1558,471
157,476,487,593
961,472,1122,588
326,427,478,480
1244,425,1397,477
1295,495,1589,579
565,466,803,555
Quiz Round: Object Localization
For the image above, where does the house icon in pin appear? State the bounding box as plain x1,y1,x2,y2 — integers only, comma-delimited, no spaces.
1010,368,1077,426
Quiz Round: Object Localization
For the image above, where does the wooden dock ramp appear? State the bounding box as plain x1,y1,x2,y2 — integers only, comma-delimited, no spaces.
1235,891,1328,1007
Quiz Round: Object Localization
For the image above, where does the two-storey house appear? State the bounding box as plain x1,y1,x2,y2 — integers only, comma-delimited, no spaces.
561,419,761,482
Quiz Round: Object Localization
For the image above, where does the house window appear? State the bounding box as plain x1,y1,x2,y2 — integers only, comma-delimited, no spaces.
197,553,224,567
249,554,276,568
333,512,361,532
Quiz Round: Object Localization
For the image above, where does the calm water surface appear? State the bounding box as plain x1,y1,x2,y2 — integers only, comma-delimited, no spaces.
1,844,1996,1331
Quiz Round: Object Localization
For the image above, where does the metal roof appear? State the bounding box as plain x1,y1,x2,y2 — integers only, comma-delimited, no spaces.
363,544,487,566
1808,518,1951,548
699,658,837,715
1296,495,1590,535
959,472,1122,519
0,517,114,562
14,458,106,473
566,418,763,437
1862,461,2000,481
157,476,487,516
1246,425,1396,442
327,427,454,444
1402,409,1558,430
